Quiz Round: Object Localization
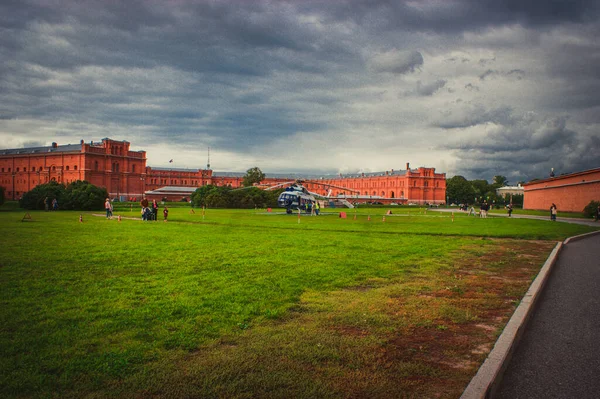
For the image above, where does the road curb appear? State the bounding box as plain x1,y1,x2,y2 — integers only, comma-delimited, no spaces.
460,241,563,399
563,229,600,245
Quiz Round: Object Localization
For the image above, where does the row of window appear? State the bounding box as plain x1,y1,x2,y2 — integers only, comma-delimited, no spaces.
0,165,79,173
325,180,440,189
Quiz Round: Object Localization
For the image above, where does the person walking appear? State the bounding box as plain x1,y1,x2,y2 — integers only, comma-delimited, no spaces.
163,206,169,222
52,198,59,211
152,199,159,221
550,203,558,221
507,203,513,217
105,198,112,219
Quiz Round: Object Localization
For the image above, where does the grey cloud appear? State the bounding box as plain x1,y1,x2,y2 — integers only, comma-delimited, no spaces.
370,51,423,74
405,80,446,96
435,106,514,129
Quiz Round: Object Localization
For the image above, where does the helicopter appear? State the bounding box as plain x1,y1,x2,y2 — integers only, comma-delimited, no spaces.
263,179,359,214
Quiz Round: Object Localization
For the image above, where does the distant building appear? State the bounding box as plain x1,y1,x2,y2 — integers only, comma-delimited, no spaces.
496,184,524,200
523,168,600,212
0,138,446,204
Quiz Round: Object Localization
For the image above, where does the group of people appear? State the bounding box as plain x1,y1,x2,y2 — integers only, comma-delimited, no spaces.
140,198,168,222
44,197,59,211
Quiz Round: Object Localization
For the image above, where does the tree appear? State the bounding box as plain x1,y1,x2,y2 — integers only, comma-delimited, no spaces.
446,176,476,205
0,186,5,207
242,167,265,187
493,175,509,187
470,179,490,198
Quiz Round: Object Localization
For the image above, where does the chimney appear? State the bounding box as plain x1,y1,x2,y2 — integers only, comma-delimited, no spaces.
52,142,58,148
80,139,84,144
406,162,410,170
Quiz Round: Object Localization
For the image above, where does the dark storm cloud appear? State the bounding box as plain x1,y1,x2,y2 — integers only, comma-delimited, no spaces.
1,0,599,179
321,0,600,32
441,110,599,181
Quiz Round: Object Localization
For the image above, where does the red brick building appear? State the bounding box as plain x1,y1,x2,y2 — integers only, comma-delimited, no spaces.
1,138,446,204
523,168,600,212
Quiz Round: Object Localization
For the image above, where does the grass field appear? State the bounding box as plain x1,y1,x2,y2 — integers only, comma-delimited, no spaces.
1,205,597,398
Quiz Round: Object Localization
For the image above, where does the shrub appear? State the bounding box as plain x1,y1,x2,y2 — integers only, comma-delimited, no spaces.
583,200,600,218
0,186,4,207
62,180,109,211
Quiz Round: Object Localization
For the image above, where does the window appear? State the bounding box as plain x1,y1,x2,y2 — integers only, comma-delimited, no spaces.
1,168,4,172
52,166,56,171
74,165,77,171
132,164,136,173
8,167,11,172
23,167,27,172
16,167,20,172
66,166,70,171
94,161,99,171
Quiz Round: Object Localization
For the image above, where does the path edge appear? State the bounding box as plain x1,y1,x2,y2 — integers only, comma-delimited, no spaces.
459,241,562,399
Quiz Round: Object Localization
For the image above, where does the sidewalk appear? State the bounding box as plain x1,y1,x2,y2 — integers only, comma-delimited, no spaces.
494,233,600,398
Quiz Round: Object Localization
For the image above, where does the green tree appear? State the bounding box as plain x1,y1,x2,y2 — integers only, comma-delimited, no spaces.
20,181,66,210
0,186,5,207
242,167,265,187
446,176,476,205
493,175,509,187
62,181,109,210
470,179,490,198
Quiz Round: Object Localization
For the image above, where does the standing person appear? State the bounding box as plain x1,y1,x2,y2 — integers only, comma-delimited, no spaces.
315,200,320,216
507,203,513,217
550,203,557,221
152,199,159,221
44,197,50,211
52,198,58,211
105,198,112,219
163,206,169,222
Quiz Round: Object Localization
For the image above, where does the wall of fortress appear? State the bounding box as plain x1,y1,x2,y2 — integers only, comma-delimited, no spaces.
523,169,600,212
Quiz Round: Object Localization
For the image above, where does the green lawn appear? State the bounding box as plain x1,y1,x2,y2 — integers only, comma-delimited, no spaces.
0,207,597,398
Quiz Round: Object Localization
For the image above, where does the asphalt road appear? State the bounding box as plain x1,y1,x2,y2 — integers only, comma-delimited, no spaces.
495,233,600,399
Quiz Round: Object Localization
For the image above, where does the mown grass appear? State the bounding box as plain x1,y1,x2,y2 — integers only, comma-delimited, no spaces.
0,207,597,398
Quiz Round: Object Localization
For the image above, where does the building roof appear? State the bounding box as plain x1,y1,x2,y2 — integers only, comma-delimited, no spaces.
0,143,81,155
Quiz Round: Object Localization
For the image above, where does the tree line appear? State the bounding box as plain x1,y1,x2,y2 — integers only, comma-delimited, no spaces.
446,175,523,208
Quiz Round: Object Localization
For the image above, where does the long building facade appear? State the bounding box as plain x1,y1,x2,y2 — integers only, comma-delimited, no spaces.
0,138,446,204
523,168,600,212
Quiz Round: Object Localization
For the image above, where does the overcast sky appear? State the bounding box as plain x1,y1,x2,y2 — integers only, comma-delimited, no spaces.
1,0,599,182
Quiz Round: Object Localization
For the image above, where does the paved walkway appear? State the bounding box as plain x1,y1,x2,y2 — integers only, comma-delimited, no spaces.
495,233,600,398
431,208,599,227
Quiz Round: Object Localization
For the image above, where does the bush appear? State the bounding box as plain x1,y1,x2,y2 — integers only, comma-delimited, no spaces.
0,186,4,207
583,200,600,219
19,180,108,211
20,181,66,210
191,185,282,209
62,181,109,211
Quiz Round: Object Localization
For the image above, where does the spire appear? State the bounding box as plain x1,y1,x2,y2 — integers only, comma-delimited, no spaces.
207,146,211,170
